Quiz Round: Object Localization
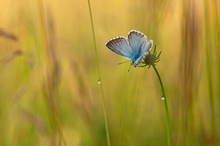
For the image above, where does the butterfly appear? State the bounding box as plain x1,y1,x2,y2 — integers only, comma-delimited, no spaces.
106,30,153,67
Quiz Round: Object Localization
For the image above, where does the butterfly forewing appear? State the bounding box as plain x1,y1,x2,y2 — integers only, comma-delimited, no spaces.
106,36,133,59
128,30,147,51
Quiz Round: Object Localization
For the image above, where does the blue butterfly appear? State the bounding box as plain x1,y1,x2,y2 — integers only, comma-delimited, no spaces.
106,30,153,67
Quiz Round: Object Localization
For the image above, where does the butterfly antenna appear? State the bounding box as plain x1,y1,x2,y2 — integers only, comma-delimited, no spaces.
128,63,132,72
118,60,131,65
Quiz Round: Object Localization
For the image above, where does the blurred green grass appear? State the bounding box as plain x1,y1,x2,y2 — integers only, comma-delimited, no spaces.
0,0,219,146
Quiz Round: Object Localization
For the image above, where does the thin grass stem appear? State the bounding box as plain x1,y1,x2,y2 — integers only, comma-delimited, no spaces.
204,0,216,138
152,65,171,146
87,0,111,146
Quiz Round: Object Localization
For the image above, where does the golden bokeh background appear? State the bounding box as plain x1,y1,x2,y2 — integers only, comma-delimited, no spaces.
0,0,219,146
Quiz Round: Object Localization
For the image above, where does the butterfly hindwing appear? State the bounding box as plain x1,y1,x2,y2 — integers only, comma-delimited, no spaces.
140,40,153,55
106,36,133,59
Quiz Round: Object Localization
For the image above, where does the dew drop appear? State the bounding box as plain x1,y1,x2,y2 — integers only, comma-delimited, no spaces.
98,80,101,85
161,97,165,100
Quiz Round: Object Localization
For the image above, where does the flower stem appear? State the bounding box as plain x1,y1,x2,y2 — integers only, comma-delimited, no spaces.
152,65,171,146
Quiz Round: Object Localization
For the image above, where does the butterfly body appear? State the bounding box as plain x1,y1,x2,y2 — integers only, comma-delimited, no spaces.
106,30,153,67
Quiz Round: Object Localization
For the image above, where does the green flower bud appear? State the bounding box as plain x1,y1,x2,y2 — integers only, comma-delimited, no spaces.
139,45,161,68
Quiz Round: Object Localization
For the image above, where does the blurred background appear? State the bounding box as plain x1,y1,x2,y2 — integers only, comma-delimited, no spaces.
0,0,219,146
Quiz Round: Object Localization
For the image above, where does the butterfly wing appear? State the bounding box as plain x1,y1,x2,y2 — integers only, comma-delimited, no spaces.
140,40,153,55
132,40,153,67
128,30,153,67
128,30,147,51
106,36,134,60
106,30,153,67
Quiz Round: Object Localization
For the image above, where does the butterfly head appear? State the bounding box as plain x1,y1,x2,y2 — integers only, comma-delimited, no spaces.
132,59,142,67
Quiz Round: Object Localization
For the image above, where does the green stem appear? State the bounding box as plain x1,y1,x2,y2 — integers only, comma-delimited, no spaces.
152,65,171,146
87,0,111,146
